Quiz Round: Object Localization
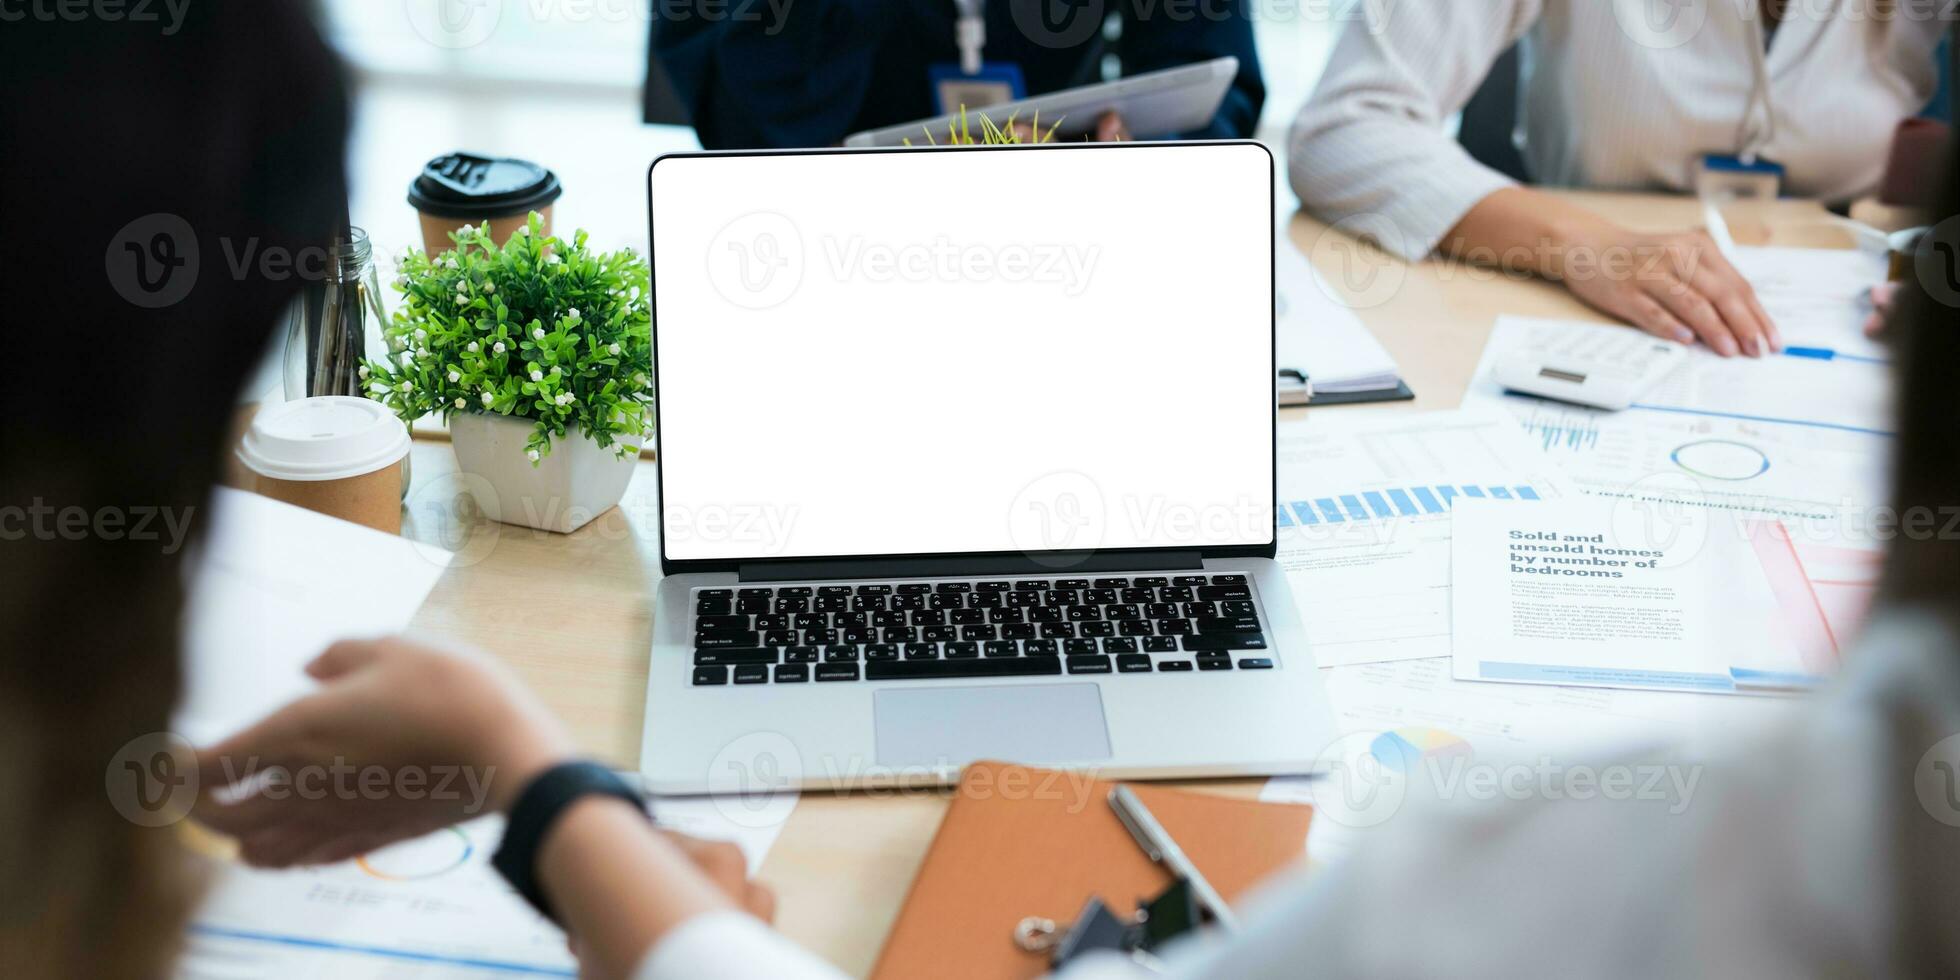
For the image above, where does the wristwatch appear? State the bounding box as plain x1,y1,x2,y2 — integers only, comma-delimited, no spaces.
491,760,649,921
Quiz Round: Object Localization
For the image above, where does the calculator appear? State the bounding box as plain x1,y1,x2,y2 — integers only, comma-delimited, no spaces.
1493,321,1690,411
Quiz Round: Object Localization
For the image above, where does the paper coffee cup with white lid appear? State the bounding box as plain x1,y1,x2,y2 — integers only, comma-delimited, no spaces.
237,396,411,533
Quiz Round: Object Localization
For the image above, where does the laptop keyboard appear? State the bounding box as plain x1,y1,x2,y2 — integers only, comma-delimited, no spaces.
688,575,1275,685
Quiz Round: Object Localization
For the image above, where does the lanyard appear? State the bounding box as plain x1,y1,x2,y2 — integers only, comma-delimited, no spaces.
1736,5,1778,162
954,0,985,75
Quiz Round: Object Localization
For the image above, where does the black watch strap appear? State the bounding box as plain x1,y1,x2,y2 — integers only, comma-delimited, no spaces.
492,761,648,921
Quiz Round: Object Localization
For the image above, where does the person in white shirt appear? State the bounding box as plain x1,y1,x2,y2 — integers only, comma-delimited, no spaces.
196,161,1960,977
1288,0,1945,359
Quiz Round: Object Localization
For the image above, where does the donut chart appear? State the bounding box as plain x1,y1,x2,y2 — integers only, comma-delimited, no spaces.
356,826,474,881
1670,439,1770,481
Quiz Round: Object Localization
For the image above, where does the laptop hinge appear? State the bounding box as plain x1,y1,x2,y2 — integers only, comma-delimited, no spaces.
737,551,1206,583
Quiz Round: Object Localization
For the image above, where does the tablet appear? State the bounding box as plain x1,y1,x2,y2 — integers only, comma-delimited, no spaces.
843,56,1239,148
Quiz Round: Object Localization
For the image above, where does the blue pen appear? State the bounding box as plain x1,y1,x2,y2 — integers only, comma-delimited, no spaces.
1783,346,1886,365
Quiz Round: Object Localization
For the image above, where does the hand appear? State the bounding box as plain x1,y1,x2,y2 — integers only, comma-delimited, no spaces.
1559,225,1781,358
659,831,776,922
194,637,577,868
1863,281,1899,337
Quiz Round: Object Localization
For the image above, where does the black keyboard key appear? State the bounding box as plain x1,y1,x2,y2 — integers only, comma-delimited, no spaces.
1183,632,1268,652
1055,579,1091,590
777,587,813,598
693,666,728,685
1105,605,1141,621
784,646,819,663
1181,602,1215,618
695,597,732,616
1238,658,1275,669
1084,589,1118,604
904,643,941,660
824,645,860,662
733,664,769,684
1103,637,1138,654
1029,607,1064,624
1199,585,1251,600
866,658,1061,681
1066,606,1103,622
934,582,972,593
896,583,932,594
1220,600,1257,616
816,664,860,682
1119,620,1155,637
1197,657,1234,671
1158,660,1194,672
949,609,985,625
984,640,1019,658
989,607,1026,624
754,613,791,631
1064,638,1100,656
1040,622,1076,639
929,593,963,610
882,627,919,644
960,625,996,641
1213,574,1248,585
970,592,1004,609
841,627,875,644
1044,590,1078,606
852,595,888,612
1023,639,1060,657
801,630,837,647
1001,624,1037,639
865,643,901,661
920,625,956,642
1116,654,1153,673
1120,589,1154,604
763,630,797,646
1066,655,1113,674
834,611,869,628
736,598,769,615
737,588,773,599
1134,577,1168,588
695,631,760,649
1172,575,1207,586
1093,578,1130,589
694,615,751,632
1159,618,1195,635
944,641,980,659
773,598,809,614
693,648,779,666
891,594,925,611
855,584,893,595
1197,616,1263,633
977,581,1011,592
1006,590,1042,607
1160,587,1195,602
874,610,908,628
1014,580,1052,591
792,612,826,630
774,664,809,682
699,589,733,599
1144,603,1178,619
813,596,848,613
1143,637,1179,653
818,585,852,597
912,609,947,626
1079,621,1116,637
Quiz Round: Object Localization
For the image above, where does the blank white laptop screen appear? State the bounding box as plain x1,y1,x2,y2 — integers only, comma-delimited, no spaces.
650,144,1274,562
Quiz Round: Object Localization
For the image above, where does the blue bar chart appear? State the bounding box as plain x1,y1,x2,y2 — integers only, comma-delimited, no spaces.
1278,484,1544,525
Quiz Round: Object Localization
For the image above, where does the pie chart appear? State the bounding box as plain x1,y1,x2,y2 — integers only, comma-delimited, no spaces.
357,826,474,881
1369,728,1473,773
1670,439,1771,481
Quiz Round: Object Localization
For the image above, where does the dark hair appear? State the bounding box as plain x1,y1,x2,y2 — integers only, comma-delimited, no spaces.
1877,145,1960,610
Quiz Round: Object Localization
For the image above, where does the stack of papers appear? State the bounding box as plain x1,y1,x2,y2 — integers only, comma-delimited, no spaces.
1274,225,1406,404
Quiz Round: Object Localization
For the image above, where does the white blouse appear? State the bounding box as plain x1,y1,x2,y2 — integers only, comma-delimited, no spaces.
1286,0,1946,259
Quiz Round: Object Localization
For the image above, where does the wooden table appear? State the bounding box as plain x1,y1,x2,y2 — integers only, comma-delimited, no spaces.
395,191,1844,976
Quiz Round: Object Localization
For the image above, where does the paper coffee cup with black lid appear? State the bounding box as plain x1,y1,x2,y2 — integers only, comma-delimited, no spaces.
237,397,411,534
408,152,563,257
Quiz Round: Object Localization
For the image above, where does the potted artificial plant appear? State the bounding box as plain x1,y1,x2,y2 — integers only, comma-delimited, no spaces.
364,213,653,533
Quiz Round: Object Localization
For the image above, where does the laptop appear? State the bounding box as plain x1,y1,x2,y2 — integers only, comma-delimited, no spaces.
640,142,1337,794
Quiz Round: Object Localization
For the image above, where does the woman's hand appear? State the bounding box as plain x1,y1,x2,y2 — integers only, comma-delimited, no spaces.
193,637,577,867
1559,225,1781,358
1446,188,1781,357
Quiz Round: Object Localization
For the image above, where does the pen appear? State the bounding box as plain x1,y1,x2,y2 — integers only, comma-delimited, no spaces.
1108,786,1240,932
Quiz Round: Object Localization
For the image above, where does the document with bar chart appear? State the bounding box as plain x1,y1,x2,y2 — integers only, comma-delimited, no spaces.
1275,408,1577,667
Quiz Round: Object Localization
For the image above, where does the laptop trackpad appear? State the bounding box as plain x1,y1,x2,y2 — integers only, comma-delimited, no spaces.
873,684,1112,770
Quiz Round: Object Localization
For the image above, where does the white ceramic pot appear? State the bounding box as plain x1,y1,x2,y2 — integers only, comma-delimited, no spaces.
448,412,636,533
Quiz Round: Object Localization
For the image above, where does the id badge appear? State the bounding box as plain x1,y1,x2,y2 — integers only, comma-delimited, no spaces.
1693,154,1785,200
929,61,1025,116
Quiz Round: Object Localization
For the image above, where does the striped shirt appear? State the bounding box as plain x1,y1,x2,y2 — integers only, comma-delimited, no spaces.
1287,0,1947,259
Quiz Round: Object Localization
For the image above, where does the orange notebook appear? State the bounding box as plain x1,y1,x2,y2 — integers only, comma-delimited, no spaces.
871,762,1312,979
